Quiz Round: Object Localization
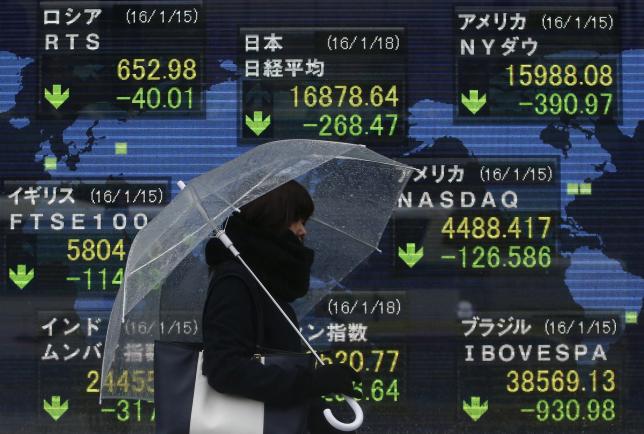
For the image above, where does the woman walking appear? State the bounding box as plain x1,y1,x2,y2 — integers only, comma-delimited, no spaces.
202,180,361,433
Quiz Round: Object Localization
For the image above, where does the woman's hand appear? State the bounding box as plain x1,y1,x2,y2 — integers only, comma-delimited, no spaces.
311,364,362,398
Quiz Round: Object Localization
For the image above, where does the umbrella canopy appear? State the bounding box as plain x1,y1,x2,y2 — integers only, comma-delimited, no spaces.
100,139,414,405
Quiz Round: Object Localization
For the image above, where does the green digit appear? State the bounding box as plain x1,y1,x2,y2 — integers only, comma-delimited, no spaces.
386,379,400,402
538,246,552,268
369,115,384,135
167,87,181,109
371,379,384,401
601,93,613,115
459,246,467,268
535,93,548,115
487,245,501,268
523,246,537,268
551,399,564,422
319,114,332,136
83,268,91,290
585,93,598,115
565,399,580,421
147,88,161,109
334,114,348,136
349,114,363,136
99,268,106,290
116,399,130,422
536,399,549,421
132,88,145,108
471,246,486,268
602,399,616,421
563,93,578,115
587,399,600,421
549,93,562,115
386,114,398,136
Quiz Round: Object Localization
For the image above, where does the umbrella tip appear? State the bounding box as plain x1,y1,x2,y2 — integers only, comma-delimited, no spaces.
177,180,186,190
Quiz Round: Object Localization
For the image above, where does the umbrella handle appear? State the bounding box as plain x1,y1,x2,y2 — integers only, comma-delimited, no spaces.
323,395,364,431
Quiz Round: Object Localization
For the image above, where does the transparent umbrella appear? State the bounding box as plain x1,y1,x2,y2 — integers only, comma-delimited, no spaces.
100,139,415,430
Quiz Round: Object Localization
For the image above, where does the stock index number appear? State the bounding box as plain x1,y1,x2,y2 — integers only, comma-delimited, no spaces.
117,58,198,81
291,84,399,108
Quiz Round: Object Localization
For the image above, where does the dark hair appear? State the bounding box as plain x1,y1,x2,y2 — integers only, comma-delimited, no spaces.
239,180,314,233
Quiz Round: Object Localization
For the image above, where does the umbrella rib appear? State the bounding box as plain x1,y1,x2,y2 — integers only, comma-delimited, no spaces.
309,216,382,253
227,165,283,209
126,170,279,279
211,190,241,213
332,155,417,171
127,207,232,277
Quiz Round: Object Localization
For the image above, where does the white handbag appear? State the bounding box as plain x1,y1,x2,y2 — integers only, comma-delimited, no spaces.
189,350,264,434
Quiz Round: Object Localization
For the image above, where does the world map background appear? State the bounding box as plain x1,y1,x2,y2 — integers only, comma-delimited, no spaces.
1,0,644,432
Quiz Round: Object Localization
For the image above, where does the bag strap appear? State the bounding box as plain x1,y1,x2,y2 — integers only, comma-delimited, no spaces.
203,261,265,349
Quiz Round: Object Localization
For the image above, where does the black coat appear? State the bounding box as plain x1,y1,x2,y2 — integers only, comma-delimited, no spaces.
201,258,313,404
202,214,353,433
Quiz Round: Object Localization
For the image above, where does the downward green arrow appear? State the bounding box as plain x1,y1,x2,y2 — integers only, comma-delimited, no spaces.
43,395,69,421
245,111,271,136
44,84,70,109
461,90,487,115
398,243,424,268
9,264,34,289
463,396,488,421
